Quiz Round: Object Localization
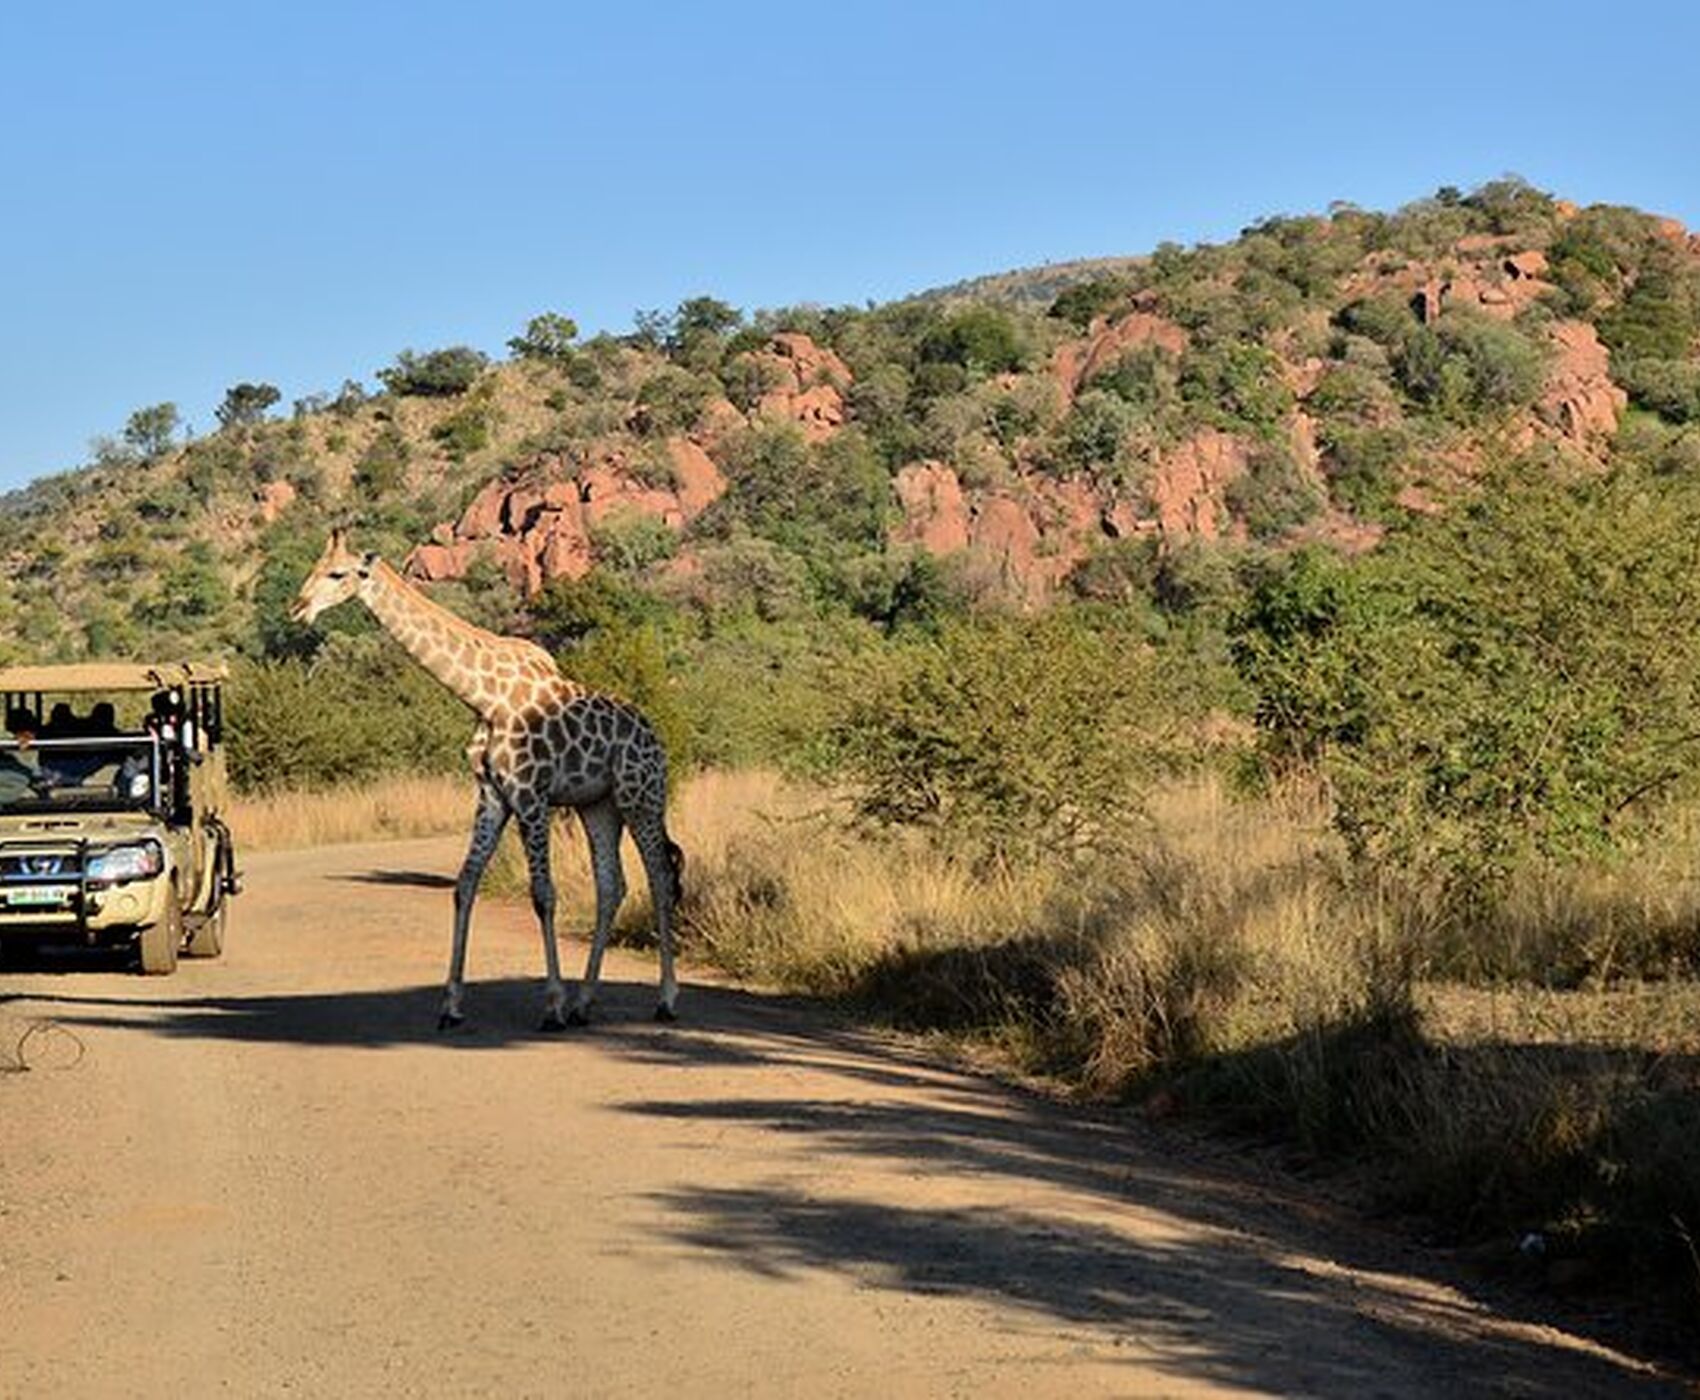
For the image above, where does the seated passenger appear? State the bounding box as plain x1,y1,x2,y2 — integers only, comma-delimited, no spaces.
0,709,42,801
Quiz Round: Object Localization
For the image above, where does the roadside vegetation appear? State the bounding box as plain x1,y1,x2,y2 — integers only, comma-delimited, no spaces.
11,178,1700,1328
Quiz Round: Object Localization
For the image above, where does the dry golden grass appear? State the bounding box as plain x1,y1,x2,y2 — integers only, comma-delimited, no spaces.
228,772,472,851
229,763,1700,1300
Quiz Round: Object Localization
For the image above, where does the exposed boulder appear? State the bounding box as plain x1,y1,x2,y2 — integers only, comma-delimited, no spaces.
892,461,971,555
1540,320,1627,447
748,332,852,442
1145,430,1250,540
255,479,296,524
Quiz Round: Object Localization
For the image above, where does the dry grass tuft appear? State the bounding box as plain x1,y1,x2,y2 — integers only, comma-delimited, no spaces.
229,773,472,851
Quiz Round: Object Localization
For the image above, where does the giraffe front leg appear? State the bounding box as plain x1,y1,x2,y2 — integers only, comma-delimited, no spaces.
515,800,570,1031
444,780,510,1030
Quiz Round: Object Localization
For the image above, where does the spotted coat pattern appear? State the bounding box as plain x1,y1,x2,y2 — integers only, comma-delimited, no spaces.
291,532,682,1029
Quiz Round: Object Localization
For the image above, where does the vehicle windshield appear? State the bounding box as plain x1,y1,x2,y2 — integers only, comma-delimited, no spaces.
0,736,161,814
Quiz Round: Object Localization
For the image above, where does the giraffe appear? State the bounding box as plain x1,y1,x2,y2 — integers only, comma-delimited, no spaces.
288,528,684,1031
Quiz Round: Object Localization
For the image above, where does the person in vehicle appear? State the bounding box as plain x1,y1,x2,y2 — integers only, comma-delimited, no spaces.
0,709,42,802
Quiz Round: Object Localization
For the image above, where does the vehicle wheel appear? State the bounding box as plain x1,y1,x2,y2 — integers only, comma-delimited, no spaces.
185,895,226,959
138,887,183,975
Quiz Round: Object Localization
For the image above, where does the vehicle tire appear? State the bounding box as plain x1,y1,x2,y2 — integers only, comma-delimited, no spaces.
138,886,182,975
185,895,226,959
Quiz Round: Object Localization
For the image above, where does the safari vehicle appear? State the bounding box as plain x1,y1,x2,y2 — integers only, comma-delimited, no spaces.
0,663,239,974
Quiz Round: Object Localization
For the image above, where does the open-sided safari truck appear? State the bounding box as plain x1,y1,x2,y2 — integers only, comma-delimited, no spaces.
0,663,239,973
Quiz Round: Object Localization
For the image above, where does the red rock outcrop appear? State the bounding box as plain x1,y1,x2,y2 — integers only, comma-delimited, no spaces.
407,435,729,595
1540,320,1627,447
1052,309,1188,402
892,461,971,555
747,332,852,442
255,479,296,523
1145,430,1250,540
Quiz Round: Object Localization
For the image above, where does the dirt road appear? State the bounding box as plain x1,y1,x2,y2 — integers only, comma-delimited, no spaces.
0,837,1682,1397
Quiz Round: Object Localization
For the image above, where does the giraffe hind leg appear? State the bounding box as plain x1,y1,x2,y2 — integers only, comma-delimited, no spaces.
513,798,570,1031
572,800,626,1024
631,817,681,1020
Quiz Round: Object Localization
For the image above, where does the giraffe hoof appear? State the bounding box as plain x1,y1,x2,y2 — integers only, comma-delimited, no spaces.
565,1006,590,1028
437,1011,465,1032
539,1009,569,1033
654,1003,678,1024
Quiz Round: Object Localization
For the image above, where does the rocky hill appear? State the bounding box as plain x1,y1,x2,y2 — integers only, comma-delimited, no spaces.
3,179,1697,664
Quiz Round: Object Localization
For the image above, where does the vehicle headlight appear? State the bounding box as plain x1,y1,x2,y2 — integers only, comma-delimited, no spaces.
86,841,164,886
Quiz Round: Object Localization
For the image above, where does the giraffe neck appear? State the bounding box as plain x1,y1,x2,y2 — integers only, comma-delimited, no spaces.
357,559,522,715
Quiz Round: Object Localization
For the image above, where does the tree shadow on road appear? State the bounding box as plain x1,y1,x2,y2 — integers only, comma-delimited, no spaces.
5,972,1689,1392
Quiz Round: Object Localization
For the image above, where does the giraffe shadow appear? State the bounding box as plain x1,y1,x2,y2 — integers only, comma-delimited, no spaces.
2,975,822,1051
335,869,459,889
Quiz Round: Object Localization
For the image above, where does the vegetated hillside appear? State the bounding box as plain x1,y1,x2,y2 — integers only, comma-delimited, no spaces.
2,177,1697,673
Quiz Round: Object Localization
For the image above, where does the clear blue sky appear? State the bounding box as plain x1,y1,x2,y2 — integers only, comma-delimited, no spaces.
2,0,1696,490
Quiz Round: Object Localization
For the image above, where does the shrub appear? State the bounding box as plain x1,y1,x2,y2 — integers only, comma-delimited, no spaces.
430,402,492,459
918,305,1026,375
824,614,1172,864
354,425,410,499
216,382,281,430
123,403,180,459
378,346,489,397
1615,358,1700,424
1224,443,1323,540
507,312,579,362
1048,275,1131,329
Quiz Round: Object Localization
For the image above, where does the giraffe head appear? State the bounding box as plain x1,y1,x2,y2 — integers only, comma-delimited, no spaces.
289,529,377,624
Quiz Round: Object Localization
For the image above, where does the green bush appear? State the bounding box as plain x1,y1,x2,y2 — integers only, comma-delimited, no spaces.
226,635,473,792
1048,275,1131,329
918,306,1026,375
1224,444,1323,540
507,312,579,362
378,346,489,397
824,614,1172,863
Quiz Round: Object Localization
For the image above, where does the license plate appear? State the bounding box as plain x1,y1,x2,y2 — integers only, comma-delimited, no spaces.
7,885,76,907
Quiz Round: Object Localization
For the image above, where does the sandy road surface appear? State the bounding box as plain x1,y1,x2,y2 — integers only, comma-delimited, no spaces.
0,837,1685,1397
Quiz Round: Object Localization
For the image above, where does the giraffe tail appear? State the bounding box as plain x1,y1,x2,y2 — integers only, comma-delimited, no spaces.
666,837,685,911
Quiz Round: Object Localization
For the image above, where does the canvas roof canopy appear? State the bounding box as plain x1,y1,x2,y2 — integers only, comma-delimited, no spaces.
0,662,229,694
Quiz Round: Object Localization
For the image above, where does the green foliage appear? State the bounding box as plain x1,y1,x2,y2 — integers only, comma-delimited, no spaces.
225,634,472,792
216,382,281,430
824,614,1172,863
590,509,678,573
1231,548,1376,768
1178,342,1293,434
1240,466,1700,899
430,402,492,459
1394,313,1547,420
1615,358,1700,424
632,366,715,435
137,545,233,632
123,402,180,458
918,305,1026,375
709,422,891,558
1048,275,1130,329
1597,251,1699,363
1056,389,1141,474
507,312,579,362
354,424,411,499
378,346,489,397
1224,443,1323,540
